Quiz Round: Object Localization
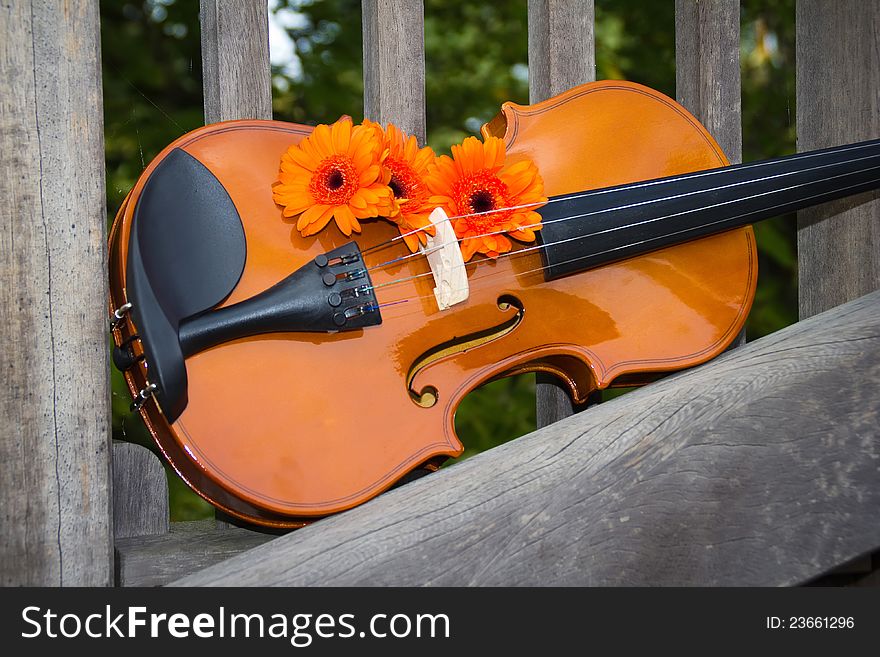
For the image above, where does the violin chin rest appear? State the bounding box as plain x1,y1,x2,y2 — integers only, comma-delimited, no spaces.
126,147,247,422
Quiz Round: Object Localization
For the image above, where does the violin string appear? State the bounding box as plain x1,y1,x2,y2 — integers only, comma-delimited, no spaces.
359,199,545,257
373,299,410,310
359,139,880,258
366,139,880,257
370,170,880,313
376,173,880,316
363,147,880,275
364,158,880,294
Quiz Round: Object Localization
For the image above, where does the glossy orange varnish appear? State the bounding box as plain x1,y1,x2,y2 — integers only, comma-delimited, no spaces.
109,81,756,526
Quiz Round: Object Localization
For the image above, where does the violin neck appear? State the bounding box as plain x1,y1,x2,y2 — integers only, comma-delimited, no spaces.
537,139,880,281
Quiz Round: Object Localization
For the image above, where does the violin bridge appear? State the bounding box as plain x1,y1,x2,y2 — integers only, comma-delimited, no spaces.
422,207,469,311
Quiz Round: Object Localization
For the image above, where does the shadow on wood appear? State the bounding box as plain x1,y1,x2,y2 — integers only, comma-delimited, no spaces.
116,521,273,587
167,290,880,586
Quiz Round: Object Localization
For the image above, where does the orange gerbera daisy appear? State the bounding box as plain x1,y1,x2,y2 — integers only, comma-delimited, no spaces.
364,120,437,252
273,117,394,237
425,135,546,261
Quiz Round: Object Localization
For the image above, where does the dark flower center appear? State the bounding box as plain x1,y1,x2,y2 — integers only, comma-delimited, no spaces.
452,170,512,233
389,176,405,198
470,190,495,214
327,170,345,190
310,155,359,205
385,158,426,206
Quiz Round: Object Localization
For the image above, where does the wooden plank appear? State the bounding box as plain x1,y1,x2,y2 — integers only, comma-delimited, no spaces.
200,0,273,123
675,0,742,165
172,290,880,586
798,5,880,577
796,1,880,319
527,0,595,103
675,0,746,351
528,0,596,428
0,1,111,585
116,521,274,587
362,0,426,143
112,442,169,539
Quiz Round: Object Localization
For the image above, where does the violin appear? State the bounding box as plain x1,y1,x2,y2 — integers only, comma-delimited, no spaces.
109,80,880,528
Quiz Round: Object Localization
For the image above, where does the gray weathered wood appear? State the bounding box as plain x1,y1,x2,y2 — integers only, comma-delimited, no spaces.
112,442,169,539
535,378,577,429
675,0,742,165
173,290,880,586
528,0,596,428
200,0,273,123
362,0,426,143
116,520,274,587
676,0,744,350
527,0,595,103
0,1,111,585
796,1,880,319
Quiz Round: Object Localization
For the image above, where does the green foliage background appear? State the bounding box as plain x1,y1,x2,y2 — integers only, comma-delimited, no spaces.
102,0,797,520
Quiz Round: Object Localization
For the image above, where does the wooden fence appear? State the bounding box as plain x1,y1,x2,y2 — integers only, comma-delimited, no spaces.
1,0,878,587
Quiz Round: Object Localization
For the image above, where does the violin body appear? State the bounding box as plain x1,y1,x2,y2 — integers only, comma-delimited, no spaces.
110,81,755,527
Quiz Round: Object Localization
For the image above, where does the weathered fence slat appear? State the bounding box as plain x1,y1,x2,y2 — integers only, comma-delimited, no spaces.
172,290,880,587
362,0,426,143
200,0,273,123
112,442,169,539
0,0,111,585
527,0,596,104
796,0,880,319
675,0,742,165
116,520,273,587
528,0,596,429
676,0,745,351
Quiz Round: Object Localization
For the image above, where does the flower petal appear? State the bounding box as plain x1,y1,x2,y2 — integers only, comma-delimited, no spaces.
302,206,335,236
297,204,329,232
334,204,357,236
286,145,318,172
358,164,380,186
312,123,333,158
460,238,481,261
332,117,352,152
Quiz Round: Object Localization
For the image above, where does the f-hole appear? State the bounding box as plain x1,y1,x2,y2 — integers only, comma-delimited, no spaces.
408,295,525,408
